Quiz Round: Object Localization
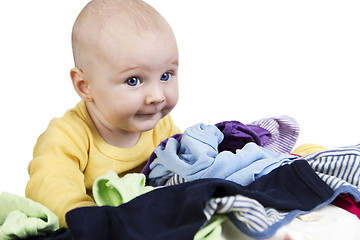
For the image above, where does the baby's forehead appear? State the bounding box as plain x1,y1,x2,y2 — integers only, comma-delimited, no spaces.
80,15,172,57
72,0,173,68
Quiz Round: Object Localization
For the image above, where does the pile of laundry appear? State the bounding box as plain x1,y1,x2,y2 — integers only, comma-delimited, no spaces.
2,116,360,240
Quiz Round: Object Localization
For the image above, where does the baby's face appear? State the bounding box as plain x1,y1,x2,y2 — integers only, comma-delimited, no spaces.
85,28,179,133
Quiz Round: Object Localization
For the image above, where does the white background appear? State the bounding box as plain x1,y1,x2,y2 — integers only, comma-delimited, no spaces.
1,0,359,197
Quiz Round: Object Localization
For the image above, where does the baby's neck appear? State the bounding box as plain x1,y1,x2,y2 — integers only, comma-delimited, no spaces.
100,129,141,148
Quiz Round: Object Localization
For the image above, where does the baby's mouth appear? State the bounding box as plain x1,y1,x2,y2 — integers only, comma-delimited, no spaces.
136,111,161,118
138,105,164,116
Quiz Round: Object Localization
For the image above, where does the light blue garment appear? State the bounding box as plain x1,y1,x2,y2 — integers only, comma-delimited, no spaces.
149,123,297,186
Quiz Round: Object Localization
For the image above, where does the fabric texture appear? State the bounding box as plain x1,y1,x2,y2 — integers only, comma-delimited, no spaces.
248,115,299,154
194,215,227,240
26,100,180,227
300,144,360,199
66,179,237,240
148,123,298,186
142,116,298,177
23,228,73,240
220,204,360,240
66,160,333,240
292,143,327,156
168,149,360,239
92,170,222,240
332,193,360,219
0,192,59,240
217,144,360,238
215,120,271,153
93,171,154,206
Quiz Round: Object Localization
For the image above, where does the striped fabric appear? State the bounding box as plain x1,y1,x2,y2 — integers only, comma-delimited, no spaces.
204,195,289,238
165,173,187,186
167,145,360,239
301,144,360,199
249,116,299,154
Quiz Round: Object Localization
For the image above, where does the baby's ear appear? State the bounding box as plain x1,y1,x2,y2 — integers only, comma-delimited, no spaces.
70,67,93,102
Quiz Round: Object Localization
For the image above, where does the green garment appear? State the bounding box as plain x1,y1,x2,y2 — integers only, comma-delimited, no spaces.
93,171,154,206
194,215,227,240
0,192,59,240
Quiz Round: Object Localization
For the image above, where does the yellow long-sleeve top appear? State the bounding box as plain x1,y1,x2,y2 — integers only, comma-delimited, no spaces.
26,101,180,227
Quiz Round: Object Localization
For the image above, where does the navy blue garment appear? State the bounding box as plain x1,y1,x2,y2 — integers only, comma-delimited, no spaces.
66,160,333,240
23,228,73,240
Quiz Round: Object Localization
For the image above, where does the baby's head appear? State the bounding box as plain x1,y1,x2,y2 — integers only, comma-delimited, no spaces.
70,0,179,140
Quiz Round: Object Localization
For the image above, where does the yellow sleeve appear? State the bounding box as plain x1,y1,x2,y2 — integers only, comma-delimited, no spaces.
26,117,96,227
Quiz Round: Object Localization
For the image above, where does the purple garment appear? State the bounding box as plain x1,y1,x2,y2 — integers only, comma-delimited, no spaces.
215,120,271,153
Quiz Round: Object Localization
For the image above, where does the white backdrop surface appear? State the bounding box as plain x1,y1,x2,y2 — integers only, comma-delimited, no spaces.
1,0,359,196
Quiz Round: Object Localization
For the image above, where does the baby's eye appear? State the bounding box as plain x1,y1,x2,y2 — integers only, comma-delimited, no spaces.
160,72,171,81
126,77,141,86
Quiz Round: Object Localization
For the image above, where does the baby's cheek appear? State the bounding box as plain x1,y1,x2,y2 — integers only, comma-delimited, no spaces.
167,90,179,107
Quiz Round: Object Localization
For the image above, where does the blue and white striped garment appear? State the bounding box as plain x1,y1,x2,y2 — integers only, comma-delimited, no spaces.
167,145,360,239
300,144,360,199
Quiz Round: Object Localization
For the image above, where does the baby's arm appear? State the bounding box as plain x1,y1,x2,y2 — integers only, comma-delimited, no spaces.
26,118,96,227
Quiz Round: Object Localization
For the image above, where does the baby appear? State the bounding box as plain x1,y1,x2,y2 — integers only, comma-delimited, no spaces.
26,0,180,227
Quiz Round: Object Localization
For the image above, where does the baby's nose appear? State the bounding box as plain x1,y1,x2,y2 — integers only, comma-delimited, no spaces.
145,85,166,104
